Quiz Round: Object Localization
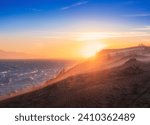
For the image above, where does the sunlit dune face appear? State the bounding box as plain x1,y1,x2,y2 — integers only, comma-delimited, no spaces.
81,42,106,58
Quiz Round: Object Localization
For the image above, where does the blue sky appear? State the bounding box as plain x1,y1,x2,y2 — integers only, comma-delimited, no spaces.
0,0,150,33
0,0,150,59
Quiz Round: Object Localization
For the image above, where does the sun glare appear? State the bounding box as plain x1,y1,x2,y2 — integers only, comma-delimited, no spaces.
81,42,106,58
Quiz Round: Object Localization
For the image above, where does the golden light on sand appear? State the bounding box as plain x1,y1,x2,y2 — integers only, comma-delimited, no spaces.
81,42,106,58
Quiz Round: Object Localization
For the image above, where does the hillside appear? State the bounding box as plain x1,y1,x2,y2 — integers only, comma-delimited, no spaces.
0,46,150,107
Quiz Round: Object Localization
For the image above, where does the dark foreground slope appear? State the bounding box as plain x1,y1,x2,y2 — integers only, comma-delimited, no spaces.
0,57,150,108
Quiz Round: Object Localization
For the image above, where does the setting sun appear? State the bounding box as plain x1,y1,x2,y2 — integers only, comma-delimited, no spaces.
81,42,106,58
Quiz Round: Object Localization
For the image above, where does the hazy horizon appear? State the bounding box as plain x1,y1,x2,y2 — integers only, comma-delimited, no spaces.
0,44,149,60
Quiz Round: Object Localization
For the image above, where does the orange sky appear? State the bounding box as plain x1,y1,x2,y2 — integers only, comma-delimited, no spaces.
0,33,150,60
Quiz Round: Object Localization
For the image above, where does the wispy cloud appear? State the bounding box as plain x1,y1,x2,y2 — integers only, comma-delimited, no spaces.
26,8,42,12
76,31,150,41
61,1,88,10
134,26,150,31
123,13,150,17
31,30,150,41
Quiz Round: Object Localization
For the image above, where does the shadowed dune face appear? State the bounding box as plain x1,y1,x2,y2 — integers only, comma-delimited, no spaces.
0,46,150,108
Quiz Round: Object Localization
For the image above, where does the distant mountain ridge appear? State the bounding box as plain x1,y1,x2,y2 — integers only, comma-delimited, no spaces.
0,50,39,59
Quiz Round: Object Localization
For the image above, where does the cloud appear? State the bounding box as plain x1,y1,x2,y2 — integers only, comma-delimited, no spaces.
26,8,42,12
76,31,150,41
123,13,150,17
61,1,88,10
119,31,150,37
134,26,150,31
43,31,150,41
31,30,150,41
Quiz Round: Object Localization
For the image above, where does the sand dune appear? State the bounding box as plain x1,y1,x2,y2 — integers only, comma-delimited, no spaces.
0,46,150,107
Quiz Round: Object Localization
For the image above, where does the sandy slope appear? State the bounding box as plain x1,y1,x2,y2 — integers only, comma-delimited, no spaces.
0,46,150,107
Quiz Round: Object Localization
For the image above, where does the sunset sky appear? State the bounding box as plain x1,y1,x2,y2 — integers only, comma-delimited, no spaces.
0,0,150,59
